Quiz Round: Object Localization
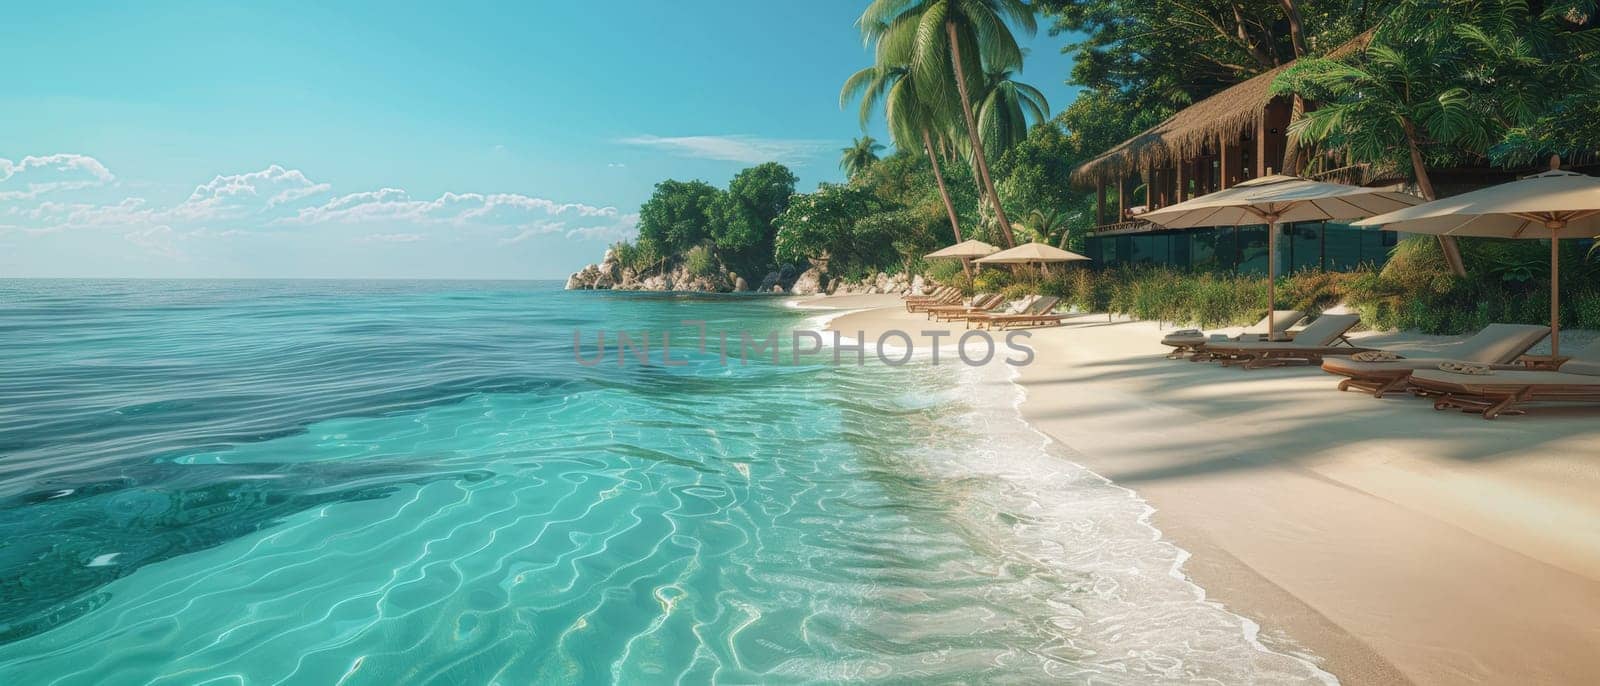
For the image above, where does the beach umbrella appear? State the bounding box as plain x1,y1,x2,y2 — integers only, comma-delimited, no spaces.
1354,158,1600,355
1140,174,1424,340
926,239,1001,278
974,241,1090,279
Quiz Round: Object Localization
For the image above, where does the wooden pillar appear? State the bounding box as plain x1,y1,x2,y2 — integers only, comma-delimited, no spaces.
1221,132,1241,189
1255,115,1269,178
1095,180,1106,226
1175,158,1187,202
1117,174,1129,221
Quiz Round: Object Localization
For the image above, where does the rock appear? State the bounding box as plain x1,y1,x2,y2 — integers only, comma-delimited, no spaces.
770,284,785,294
734,276,749,292
911,274,926,295
758,271,781,292
564,273,584,290
790,268,823,295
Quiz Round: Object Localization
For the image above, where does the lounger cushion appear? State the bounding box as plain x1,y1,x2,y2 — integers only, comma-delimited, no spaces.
1411,368,1600,390
1447,324,1552,364
1322,357,1460,375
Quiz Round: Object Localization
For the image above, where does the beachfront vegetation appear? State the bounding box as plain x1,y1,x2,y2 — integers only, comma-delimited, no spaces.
600,0,1597,328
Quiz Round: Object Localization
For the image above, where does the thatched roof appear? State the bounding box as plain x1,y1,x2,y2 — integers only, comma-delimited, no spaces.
1071,31,1374,187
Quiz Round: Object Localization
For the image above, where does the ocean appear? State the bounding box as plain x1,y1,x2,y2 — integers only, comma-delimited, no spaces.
0,279,1331,684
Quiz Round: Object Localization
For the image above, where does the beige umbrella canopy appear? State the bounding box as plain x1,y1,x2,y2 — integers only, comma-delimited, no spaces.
974,241,1090,264
1354,159,1600,355
925,239,1001,259
975,241,1090,281
925,239,1000,279
1141,174,1425,339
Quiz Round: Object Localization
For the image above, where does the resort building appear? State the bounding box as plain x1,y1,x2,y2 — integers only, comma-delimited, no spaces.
1068,36,1400,274
1068,32,1594,274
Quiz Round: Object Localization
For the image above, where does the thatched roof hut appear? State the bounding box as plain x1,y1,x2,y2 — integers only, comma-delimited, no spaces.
1071,31,1374,188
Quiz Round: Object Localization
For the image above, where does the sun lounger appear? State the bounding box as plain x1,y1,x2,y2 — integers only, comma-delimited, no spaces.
1161,310,1306,360
902,285,954,304
967,296,1063,330
925,293,1003,321
1203,313,1368,369
1321,323,1551,397
905,288,962,313
1407,340,1600,419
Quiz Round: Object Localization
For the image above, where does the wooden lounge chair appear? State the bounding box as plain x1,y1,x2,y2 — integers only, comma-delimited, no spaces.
902,285,953,304
925,293,1003,321
1204,313,1369,369
1161,310,1306,360
968,296,1064,330
905,288,962,313
1321,323,1551,398
1407,340,1600,419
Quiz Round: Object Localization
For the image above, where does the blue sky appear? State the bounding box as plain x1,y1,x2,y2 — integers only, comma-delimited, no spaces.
0,2,1079,279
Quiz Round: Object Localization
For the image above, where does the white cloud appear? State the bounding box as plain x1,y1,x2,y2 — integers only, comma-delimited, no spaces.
607,162,626,168
124,225,184,259
173,164,331,220
617,134,833,164
2,155,631,262
282,189,620,226
0,154,116,200
356,232,425,243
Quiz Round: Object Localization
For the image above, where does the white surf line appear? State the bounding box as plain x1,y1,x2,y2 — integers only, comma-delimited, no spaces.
993,361,1340,685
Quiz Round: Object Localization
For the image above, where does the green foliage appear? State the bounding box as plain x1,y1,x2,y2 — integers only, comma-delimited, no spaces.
1273,0,1600,184
608,240,659,272
710,163,798,273
773,183,894,273
839,136,885,179
636,180,723,256
684,244,717,278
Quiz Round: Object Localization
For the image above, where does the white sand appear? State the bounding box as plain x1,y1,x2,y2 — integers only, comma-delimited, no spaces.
802,293,1600,686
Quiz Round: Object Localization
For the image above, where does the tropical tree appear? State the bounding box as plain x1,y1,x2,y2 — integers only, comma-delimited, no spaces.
636,179,723,256
840,136,885,179
711,163,799,273
976,69,1049,161
841,63,969,268
859,0,1039,248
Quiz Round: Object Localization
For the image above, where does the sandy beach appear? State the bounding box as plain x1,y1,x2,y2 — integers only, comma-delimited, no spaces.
801,293,1600,686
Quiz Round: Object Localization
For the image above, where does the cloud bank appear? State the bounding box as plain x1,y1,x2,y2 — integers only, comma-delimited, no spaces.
616,134,833,164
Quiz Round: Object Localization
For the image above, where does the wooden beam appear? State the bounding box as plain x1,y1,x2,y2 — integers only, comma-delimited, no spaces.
1117,175,1128,221
1175,159,1187,202
1095,181,1106,226
1255,114,1268,178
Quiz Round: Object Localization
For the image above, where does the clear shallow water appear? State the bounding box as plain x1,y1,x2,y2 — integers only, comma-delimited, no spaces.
0,280,1331,684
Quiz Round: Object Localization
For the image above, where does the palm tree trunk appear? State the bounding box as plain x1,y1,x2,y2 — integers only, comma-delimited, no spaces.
1279,0,1309,175
1403,122,1467,276
947,20,1016,248
923,128,970,279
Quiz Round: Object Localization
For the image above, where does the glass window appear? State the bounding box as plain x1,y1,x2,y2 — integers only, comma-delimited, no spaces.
1189,229,1218,271
1215,227,1239,272
1129,235,1154,263
1290,221,1324,272
1359,228,1392,269
1237,225,1270,276
1171,231,1192,269
1324,224,1364,271
1115,235,1133,264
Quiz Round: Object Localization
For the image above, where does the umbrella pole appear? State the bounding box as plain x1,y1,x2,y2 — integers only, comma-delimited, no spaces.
1267,219,1279,341
1551,232,1561,356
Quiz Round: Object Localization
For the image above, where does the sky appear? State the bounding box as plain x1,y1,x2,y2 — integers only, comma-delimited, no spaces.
0,2,1080,279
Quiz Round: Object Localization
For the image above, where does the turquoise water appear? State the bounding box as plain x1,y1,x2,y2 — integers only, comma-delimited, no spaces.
0,280,1331,684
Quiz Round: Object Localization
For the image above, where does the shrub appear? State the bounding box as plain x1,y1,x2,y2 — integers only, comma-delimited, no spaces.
684,244,717,277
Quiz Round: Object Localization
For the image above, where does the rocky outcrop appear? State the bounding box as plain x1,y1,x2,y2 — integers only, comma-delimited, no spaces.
789,268,823,295
565,246,925,296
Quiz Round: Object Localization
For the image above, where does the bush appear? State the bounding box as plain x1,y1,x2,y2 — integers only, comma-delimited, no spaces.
684,244,717,277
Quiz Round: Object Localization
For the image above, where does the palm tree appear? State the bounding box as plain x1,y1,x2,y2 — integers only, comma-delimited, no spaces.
841,64,968,260
860,0,1037,248
1273,43,1490,276
1016,208,1068,248
976,69,1048,164
839,136,885,179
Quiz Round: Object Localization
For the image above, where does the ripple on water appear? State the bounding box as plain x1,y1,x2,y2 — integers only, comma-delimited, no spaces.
0,281,1333,684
